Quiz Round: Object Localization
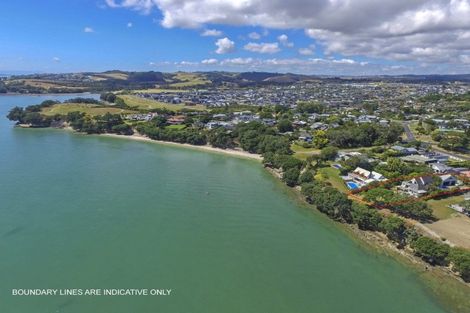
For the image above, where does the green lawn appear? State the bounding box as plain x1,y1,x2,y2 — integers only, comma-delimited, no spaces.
41,103,137,116
291,143,320,160
427,195,464,220
317,166,348,193
118,95,206,112
166,124,187,130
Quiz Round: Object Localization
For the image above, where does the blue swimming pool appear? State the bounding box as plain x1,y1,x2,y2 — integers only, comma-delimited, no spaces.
346,182,359,190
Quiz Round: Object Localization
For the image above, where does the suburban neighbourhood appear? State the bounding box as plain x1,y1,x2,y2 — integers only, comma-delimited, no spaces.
5,71,470,286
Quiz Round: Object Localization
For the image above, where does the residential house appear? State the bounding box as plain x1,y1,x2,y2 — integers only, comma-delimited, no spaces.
348,167,386,186
430,163,452,174
401,155,437,164
400,175,458,197
298,132,312,143
400,175,435,197
391,145,418,155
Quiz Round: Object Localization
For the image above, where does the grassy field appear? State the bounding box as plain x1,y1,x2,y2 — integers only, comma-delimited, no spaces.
132,88,190,93
408,121,437,143
427,195,464,220
317,166,348,193
118,95,206,112
41,103,136,116
8,79,86,91
168,73,211,88
91,72,128,80
166,125,187,130
291,143,321,160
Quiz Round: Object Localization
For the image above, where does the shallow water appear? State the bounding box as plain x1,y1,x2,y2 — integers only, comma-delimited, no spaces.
0,94,449,313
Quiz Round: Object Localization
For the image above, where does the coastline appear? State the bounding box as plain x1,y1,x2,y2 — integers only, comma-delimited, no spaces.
13,126,470,312
263,168,470,313
98,133,263,161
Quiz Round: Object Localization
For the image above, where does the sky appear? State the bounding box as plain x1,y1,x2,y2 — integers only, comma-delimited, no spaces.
1,0,470,75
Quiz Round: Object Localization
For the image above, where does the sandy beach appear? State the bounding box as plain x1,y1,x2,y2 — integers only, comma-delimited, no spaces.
100,133,263,161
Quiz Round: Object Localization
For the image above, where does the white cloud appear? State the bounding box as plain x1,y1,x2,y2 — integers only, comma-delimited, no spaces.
220,58,255,65
248,32,261,40
244,42,280,54
201,58,219,64
201,29,222,37
277,34,293,47
215,37,235,54
84,27,94,33
298,48,313,56
104,0,470,65
127,22,133,28
194,57,400,75
52,57,61,62
105,0,155,14
178,61,198,65
332,58,356,65
460,55,470,64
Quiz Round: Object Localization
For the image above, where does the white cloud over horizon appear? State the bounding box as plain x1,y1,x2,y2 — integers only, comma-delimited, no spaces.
104,0,470,67
244,42,280,54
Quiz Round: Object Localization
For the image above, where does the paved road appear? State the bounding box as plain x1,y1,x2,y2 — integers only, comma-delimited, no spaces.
402,121,470,161
431,145,470,161
402,122,416,142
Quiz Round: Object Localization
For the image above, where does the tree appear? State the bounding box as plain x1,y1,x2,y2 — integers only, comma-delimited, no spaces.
277,119,293,133
411,236,450,266
111,124,133,135
297,101,325,113
362,187,396,204
319,146,338,161
307,185,352,222
258,135,292,155
448,247,470,282
299,171,314,184
114,97,127,108
208,128,234,149
283,168,300,187
101,92,116,103
7,107,25,122
395,201,434,222
351,204,382,230
379,216,407,246
152,115,168,128
363,102,378,114
312,130,328,148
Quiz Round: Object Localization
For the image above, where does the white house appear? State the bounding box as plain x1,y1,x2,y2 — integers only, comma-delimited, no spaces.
349,167,386,186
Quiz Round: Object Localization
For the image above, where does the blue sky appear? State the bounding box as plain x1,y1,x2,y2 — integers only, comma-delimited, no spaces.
1,0,470,75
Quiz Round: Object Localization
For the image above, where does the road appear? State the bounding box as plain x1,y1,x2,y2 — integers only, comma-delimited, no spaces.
402,121,470,161
402,122,416,142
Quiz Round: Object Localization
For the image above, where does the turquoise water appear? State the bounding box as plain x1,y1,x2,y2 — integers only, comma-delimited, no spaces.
0,95,450,313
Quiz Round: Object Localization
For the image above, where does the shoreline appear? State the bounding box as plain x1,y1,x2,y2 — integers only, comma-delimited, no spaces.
263,168,470,313
14,126,470,312
98,133,263,161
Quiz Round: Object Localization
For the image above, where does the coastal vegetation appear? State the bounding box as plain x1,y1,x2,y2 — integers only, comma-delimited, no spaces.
6,93,470,288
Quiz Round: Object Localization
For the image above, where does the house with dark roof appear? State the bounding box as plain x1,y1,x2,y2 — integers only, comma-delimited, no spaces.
400,175,458,197
400,175,435,197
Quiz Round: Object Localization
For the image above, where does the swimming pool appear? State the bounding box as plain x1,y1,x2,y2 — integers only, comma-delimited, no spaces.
346,181,360,190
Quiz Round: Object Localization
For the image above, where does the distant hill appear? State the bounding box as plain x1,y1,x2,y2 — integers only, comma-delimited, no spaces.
3,70,470,94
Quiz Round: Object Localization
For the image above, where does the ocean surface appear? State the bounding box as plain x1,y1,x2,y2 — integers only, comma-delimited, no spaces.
0,94,449,313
